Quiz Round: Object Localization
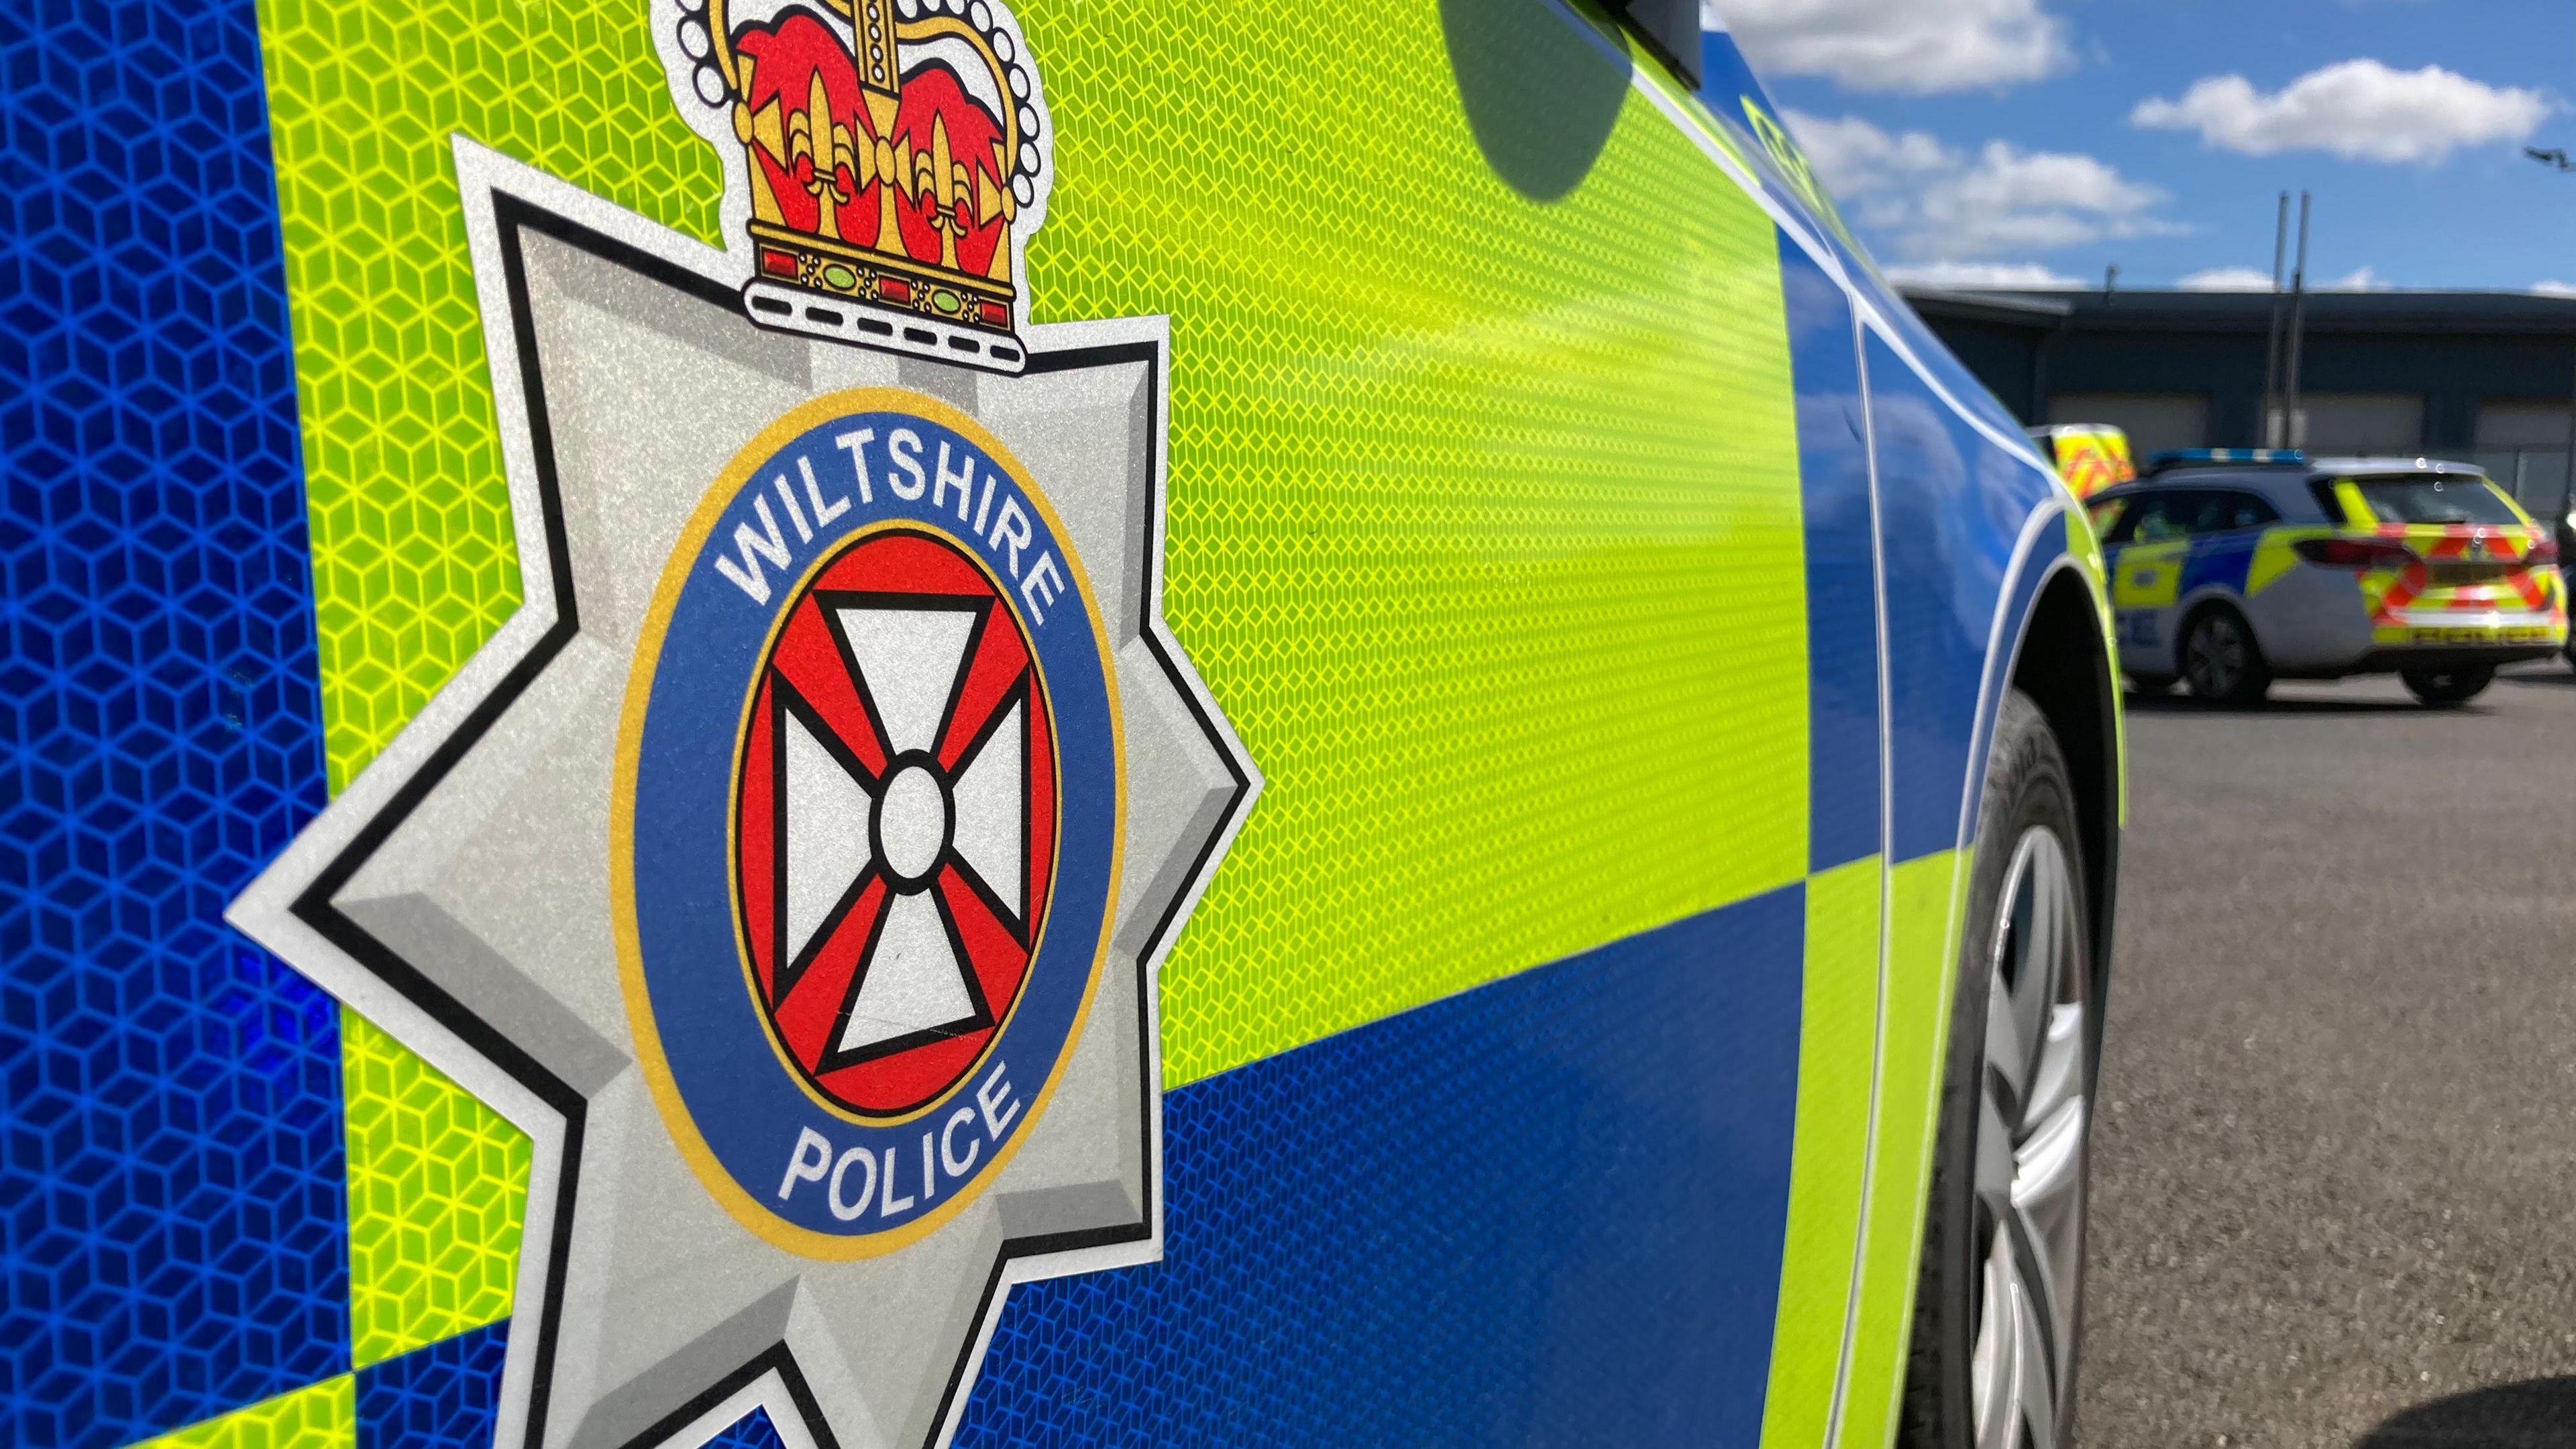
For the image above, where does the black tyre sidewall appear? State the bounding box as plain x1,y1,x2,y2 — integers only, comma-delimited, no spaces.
1898,690,2096,1449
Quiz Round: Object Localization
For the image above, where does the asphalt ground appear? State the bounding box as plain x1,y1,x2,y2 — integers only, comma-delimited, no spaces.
2075,661,2576,1449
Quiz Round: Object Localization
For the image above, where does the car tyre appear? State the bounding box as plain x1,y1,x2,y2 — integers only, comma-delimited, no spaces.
1899,690,2098,1449
2123,673,2174,696
2400,664,2493,706
2181,605,2269,705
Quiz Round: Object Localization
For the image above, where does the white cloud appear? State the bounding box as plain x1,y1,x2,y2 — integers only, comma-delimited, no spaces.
2535,280,2576,297
2132,60,2549,163
2179,266,2279,290
1786,109,2176,259
1719,0,2072,95
2178,263,2389,290
1784,111,1952,201
1884,260,2082,288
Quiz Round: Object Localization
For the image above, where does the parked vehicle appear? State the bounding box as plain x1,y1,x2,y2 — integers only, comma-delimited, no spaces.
2031,422,2140,497
2089,453,2566,706
2559,505,2576,667
4,4,2122,1449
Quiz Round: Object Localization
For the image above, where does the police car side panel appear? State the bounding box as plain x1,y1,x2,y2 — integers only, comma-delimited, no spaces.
2108,535,2187,676
1782,239,1886,880
1828,333,2072,1449
0,4,1858,1449
1764,87,2110,1432
2243,562,2379,675
1709,41,2102,871
0,4,2117,1448
1862,329,2059,864
2179,524,2259,606
1758,229,1889,1449
960,14,1855,1441
1,8,350,1448
2172,527,2261,671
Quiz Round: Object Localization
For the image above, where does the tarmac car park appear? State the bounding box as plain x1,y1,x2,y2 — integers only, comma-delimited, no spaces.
2088,453,2567,706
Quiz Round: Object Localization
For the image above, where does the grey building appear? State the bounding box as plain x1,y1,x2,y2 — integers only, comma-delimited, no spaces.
1904,286,2576,518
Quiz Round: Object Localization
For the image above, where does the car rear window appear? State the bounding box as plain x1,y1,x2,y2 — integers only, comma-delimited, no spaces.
2349,474,2522,526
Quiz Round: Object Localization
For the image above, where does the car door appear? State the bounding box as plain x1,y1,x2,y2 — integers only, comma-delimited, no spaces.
2178,489,2279,605
2103,491,2190,671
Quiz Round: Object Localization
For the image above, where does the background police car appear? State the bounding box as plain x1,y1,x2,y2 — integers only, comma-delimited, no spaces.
2090,455,2567,706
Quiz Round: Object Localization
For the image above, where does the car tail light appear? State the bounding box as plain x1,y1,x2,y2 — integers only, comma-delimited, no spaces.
2524,535,2561,566
2293,537,2418,569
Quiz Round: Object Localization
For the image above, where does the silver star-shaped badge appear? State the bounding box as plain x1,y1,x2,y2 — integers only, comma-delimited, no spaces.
229,140,1256,1449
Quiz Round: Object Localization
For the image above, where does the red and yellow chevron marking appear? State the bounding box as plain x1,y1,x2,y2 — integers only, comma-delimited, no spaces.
2047,429,2135,497
2363,523,2559,625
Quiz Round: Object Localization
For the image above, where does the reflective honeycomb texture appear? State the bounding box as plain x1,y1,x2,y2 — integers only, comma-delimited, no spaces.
1010,0,1809,1086
340,1010,527,1370
254,0,724,794
250,0,1811,1097
0,0,347,1443
13,0,1835,1438
956,889,1805,1446
127,1376,354,1449
699,1409,788,1449
350,1322,507,1449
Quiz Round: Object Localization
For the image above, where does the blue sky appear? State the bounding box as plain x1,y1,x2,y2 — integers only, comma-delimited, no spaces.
1720,0,2576,291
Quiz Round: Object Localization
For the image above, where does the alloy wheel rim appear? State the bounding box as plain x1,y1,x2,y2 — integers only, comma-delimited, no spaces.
1968,826,2088,1449
2188,616,2242,696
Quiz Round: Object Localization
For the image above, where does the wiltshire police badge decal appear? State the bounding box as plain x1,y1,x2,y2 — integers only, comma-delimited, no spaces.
621,399,1120,1252
227,3,1257,1446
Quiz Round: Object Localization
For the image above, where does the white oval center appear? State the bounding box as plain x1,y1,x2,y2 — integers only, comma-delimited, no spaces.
877,764,947,883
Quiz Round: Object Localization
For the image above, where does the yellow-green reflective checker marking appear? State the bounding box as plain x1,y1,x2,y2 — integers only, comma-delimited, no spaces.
124,1375,354,1449
259,0,1815,1090
342,1007,530,1369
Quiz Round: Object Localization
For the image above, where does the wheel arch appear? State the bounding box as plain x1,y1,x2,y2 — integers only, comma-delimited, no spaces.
2174,587,2256,651
2002,558,2123,1026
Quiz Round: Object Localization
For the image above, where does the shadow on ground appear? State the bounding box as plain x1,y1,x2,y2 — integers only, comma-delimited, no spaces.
2123,692,2442,717
2354,1377,2576,1447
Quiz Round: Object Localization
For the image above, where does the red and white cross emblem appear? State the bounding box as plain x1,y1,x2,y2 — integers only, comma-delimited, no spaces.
734,529,1057,1117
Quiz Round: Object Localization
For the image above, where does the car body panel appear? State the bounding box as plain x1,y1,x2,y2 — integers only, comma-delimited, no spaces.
1,3,2115,1448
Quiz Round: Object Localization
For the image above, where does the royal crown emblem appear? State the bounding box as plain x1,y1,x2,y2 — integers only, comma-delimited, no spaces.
665,0,1053,372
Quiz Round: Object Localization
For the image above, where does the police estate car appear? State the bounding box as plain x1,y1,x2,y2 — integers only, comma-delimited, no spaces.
2090,452,2567,706
4,3,2123,1449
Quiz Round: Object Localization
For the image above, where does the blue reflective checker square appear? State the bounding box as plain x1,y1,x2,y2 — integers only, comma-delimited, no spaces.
1,0,347,1442
955,887,1806,1448
356,1322,508,1449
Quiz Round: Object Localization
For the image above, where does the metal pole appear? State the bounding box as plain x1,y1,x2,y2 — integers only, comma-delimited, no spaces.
2283,190,2312,449
2261,191,2289,445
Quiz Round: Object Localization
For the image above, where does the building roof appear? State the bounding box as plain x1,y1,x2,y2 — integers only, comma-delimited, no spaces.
1901,287,2576,337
